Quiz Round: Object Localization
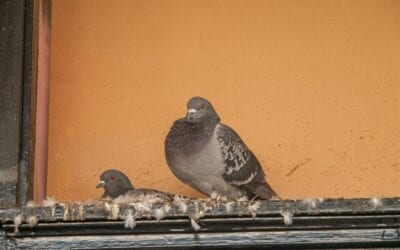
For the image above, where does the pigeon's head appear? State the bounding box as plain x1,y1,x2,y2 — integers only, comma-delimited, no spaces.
186,96,220,123
96,169,134,199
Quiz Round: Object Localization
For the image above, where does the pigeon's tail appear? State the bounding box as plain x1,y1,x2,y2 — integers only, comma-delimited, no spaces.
246,179,280,200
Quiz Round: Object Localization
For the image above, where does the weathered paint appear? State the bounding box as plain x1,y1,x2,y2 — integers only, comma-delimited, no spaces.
33,0,51,203
0,0,25,208
3,228,400,249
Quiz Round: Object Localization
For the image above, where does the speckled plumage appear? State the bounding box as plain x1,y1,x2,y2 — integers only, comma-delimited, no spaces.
165,96,278,200
96,169,173,202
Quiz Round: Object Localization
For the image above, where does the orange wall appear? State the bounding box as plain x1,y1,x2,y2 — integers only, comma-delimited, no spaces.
48,0,400,201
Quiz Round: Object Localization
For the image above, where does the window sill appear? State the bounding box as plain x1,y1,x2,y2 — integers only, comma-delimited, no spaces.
1,198,400,249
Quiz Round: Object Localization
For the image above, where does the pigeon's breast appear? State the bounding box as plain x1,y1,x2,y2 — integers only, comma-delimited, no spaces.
185,128,225,175
171,125,231,195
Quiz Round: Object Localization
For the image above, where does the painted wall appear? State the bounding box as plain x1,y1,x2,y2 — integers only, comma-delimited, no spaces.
48,0,400,201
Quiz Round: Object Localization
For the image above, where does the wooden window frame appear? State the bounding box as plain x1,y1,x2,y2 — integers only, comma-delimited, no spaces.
1,1,400,249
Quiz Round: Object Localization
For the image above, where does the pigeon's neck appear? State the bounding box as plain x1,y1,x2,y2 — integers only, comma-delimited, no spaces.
167,118,218,155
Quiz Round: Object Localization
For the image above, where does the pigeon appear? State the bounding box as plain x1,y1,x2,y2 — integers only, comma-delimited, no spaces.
165,96,278,200
96,169,173,203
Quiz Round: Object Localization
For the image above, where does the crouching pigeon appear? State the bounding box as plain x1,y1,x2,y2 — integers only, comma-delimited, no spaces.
96,169,173,203
165,96,279,200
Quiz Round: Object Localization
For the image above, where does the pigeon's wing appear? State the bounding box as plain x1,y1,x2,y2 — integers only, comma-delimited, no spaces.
216,124,278,199
216,124,259,185
114,189,173,203
137,188,174,201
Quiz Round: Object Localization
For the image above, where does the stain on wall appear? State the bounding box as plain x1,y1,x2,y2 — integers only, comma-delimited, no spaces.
48,0,400,201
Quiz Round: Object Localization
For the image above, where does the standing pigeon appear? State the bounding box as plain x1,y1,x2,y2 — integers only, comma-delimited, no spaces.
165,96,278,200
96,169,173,202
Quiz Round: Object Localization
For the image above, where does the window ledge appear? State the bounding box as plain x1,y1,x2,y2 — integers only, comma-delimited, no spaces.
1,198,400,249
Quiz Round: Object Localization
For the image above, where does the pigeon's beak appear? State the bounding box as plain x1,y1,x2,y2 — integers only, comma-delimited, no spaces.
187,108,197,120
96,180,105,189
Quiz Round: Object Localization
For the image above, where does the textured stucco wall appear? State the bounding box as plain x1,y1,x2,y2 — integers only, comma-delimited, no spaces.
48,0,400,201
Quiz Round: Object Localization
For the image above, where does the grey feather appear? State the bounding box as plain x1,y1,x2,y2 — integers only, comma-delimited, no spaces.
216,124,255,183
217,124,277,199
97,169,173,202
114,188,173,203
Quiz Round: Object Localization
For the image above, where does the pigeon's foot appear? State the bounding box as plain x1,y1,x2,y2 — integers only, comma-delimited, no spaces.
236,196,249,202
216,195,228,202
271,195,281,201
210,191,219,200
208,192,228,202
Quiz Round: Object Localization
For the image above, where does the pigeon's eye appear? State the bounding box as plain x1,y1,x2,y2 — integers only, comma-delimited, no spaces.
199,104,206,109
110,176,115,181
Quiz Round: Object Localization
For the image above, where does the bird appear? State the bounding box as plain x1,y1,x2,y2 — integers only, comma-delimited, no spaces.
96,169,173,203
165,96,279,200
